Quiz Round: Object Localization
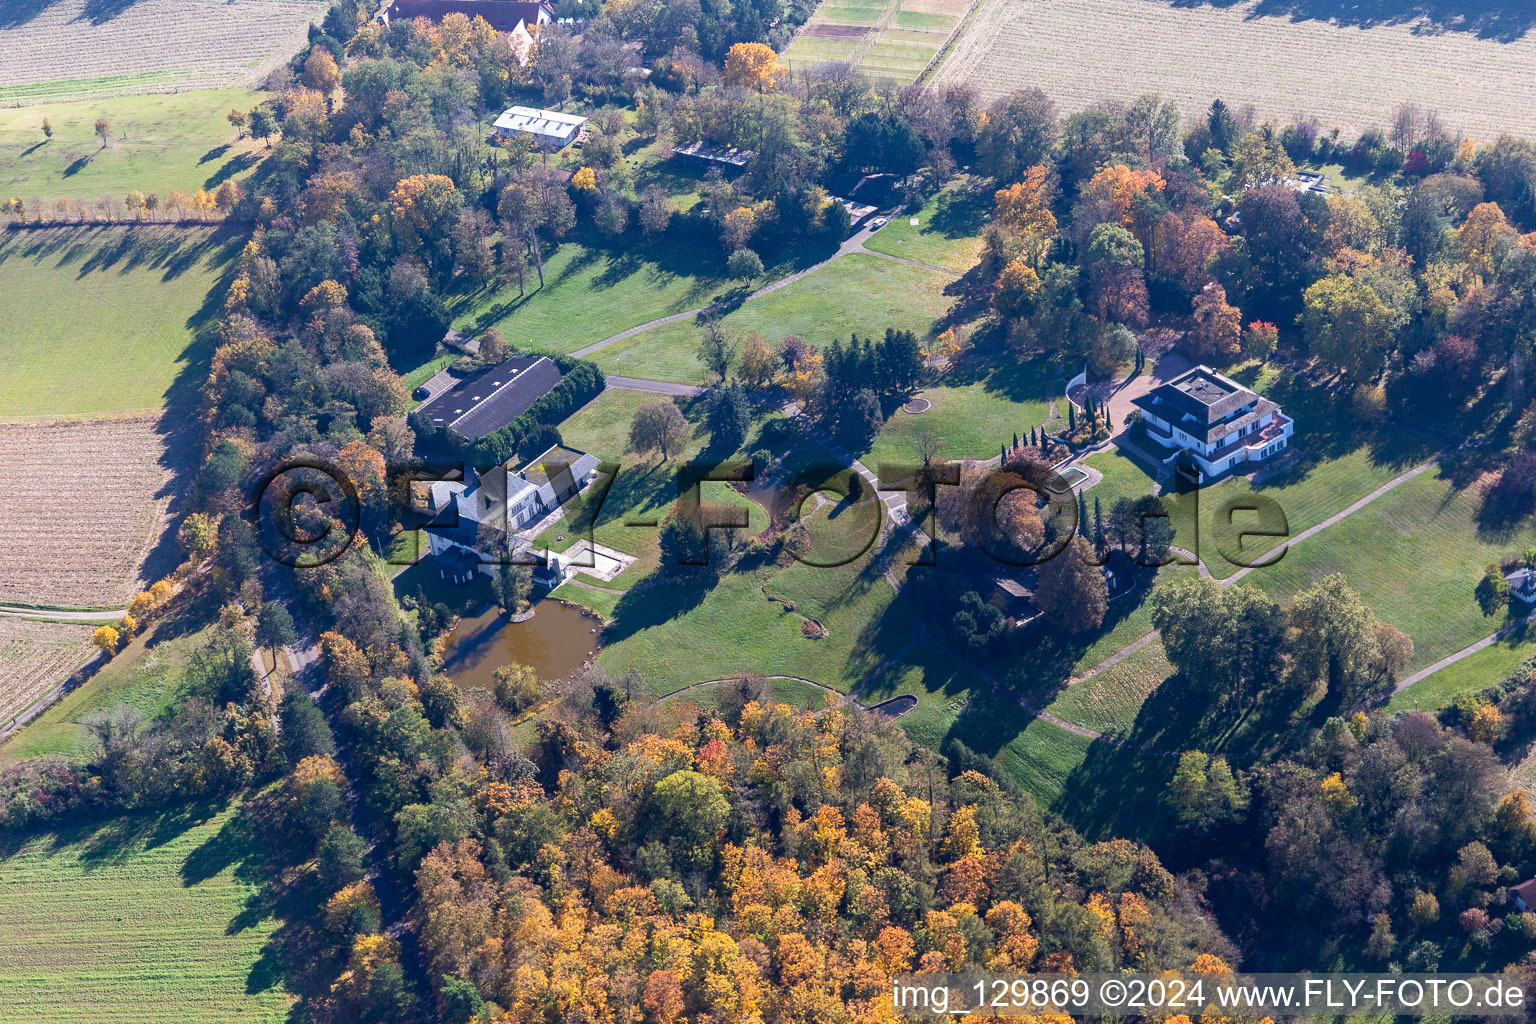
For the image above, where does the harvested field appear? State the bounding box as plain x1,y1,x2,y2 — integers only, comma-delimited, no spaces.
0,0,330,104
933,0,1536,139
0,618,95,730
0,418,174,608
787,0,971,85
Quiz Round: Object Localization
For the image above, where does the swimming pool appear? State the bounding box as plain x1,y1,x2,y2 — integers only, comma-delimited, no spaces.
1049,466,1089,492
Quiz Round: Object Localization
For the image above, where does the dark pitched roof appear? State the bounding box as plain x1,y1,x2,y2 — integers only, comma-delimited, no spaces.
1132,366,1279,445
389,0,552,31
416,355,565,441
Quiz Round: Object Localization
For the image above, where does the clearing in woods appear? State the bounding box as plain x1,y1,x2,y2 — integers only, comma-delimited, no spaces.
0,0,330,104
0,801,293,1023
0,88,269,205
0,418,176,609
785,0,972,85
933,0,1536,139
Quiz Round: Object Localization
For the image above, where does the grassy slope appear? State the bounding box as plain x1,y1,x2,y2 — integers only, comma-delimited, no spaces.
1242,470,1536,671
530,389,784,588
1387,618,1536,713
597,546,915,698
590,254,958,384
0,801,292,1024
859,642,1099,812
862,179,990,272
0,226,232,418
548,393,915,697
864,355,1059,465
1,621,213,765
445,236,732,358
0,89,266,203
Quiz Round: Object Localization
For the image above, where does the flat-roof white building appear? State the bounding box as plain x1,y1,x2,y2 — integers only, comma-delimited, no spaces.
492,106,587,150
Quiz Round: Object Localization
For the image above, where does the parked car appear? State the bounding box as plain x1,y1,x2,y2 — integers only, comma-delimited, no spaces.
869,217,888,229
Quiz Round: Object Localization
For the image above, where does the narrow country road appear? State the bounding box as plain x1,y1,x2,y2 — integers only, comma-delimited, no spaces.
0,604,125,621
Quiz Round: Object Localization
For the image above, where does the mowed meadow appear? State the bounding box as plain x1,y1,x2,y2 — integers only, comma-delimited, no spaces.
933,0,1536,139
0,89,269,205
784,0,972,85
0,225,235,418
0,801,293,1023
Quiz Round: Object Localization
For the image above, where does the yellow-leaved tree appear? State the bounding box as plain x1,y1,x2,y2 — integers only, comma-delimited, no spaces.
723,42,786,93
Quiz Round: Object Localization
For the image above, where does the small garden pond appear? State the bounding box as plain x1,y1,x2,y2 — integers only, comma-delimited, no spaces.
441,598,602,689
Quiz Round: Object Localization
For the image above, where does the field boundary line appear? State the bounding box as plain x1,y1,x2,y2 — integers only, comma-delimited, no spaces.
915,0,980,85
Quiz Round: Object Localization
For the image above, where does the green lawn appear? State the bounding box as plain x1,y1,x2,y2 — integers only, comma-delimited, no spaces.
0,89,267,204
529,389,786,588
0,226,234,418
1043,644,1177,738
591,253,959,384
444,236,735,359
595,517,916,697
1040,468,1535,746
1243,469,1536,672
1083,405,1433,580
0,801,293,1023
1,621,214,766
864,356,1060,466
1387,618,1536,713
857,643,1102,813
863,180,989,273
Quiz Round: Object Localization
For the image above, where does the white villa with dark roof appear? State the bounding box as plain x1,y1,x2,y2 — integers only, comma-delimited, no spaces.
1131,365,1293,481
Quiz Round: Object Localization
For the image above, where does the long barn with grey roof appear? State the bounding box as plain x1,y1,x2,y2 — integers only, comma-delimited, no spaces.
415,354,565,442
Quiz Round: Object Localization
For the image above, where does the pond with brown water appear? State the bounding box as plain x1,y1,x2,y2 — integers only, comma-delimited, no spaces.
440,598,603,690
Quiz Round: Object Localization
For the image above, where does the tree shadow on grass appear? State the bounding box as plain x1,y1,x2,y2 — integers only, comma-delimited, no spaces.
204,151,259,189
63,153,96,177
924,184,990,238
601,566,725,646
1052,736,1176,841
